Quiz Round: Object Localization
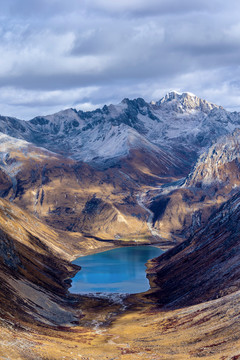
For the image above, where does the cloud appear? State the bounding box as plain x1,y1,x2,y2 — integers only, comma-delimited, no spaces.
85,0,219,16
0,0,240,118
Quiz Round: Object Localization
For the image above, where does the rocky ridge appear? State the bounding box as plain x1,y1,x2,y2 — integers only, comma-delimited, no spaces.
0,92,239,167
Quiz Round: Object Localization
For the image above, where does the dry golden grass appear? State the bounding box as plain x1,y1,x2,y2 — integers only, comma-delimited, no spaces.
1,290,240,359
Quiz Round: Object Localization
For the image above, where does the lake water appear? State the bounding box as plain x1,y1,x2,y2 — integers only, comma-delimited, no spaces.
70,246,163,294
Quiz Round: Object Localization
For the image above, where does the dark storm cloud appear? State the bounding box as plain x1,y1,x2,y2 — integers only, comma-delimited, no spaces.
0,0,240,118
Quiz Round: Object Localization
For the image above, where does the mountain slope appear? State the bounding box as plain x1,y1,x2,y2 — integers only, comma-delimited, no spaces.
0,198,81,326
147,190,240,307
145,129,240,244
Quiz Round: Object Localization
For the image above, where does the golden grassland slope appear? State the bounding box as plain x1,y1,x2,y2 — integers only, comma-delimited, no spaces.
0,201,78,327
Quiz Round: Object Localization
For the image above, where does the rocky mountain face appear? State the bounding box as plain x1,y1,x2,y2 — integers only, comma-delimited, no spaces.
147,190,240,308
146,129,240,244
186,128,240,187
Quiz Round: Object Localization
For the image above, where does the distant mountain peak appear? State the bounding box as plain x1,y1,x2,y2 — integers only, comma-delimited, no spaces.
156,91,221,114
158,91,197,102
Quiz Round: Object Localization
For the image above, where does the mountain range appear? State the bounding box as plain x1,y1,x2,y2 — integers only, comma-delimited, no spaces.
1,91,239,165
0,91,240,243
1,91,240,359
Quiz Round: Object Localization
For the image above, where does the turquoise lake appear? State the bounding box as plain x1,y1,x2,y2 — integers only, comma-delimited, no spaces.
70,246,164,294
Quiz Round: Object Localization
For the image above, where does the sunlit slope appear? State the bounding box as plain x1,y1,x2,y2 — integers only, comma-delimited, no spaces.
0,197,84,326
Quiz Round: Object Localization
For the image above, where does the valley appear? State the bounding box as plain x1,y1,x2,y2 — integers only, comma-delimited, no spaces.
0,92,240,359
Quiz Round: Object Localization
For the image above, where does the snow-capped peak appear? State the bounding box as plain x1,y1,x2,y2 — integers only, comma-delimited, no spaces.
156,91,220,114
157,91,182,103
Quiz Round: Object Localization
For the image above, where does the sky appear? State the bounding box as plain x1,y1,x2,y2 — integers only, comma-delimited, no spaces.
1,0,240,119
